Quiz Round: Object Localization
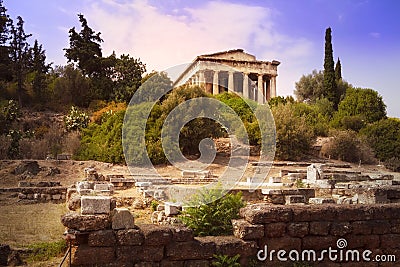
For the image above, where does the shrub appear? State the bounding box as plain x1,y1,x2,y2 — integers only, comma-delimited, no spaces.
272,103,315,161
64,106,89,131
212,254,241,267
91,101,127,124
360,118,400,162
179,190,244,236
384,157,400,172
320,130,377,164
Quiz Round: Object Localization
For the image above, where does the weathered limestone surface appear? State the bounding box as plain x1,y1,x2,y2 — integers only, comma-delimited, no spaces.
61,212,111,231
81,196,111,215
111,208,135,230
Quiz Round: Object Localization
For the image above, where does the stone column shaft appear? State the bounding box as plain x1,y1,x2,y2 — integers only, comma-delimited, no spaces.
270,76,277,98
257,74,264,104
243,73,249,99
228,71,234,92
213,71,219,95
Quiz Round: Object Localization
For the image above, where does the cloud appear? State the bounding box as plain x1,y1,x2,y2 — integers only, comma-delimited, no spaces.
369,32,381,39
83,0,314,95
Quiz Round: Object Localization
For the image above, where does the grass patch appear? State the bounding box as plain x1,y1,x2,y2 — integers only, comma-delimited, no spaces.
26,239,67,262
0,203,68,247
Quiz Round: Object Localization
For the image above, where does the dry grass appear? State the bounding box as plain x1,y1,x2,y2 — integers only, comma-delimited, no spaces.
0,203,67,247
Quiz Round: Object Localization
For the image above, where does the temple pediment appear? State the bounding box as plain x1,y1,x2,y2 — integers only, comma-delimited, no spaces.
199,49,256,62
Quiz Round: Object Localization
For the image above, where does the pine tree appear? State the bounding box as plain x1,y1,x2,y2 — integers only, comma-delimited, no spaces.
0,0,12,82
323,27,338,109
30,40,51,103
64,14,103,77
9,16,32,106
335,57,342,81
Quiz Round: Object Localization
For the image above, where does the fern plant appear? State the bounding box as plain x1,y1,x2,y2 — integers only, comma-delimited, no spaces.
212,254,241,267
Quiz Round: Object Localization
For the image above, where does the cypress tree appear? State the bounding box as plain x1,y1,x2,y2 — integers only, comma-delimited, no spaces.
335,57,342,81
323,27,338,108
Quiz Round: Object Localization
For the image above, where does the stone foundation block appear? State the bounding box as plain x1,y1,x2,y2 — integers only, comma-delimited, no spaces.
88,230,116,247
117,229,144,246
72,245,115,265
346,234,380,249
240,204,293,224
61,212,111,231
309,221,331,236
166,238,216,260
117,245,164,262
302,236,337,250
141,224,172,245
205,236,258,257
330,222,352,236
81,196,111,215
287,222,309,237
170,226,194,242
264,222,287,237
112,208,135,230
380,234,400,248
232,219,264,240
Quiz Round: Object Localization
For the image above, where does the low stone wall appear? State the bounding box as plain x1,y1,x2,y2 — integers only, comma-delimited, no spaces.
235,203,400,266
62,203,400,266
0,186,67,203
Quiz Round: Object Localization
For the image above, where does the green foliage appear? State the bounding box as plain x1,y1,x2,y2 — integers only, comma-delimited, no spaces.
335,57,342,81
64,106,89,131
77,109,125,163
321,130,376,164
272,103,315,160
268,95,295,107
212,254,241,267
334,87,386,125
384,157,400,172
150,200,159,212
179,190,244,236
26,239,67,262
294,70,324,103
360,118,400,162
64,14,103,76
323,27,339,108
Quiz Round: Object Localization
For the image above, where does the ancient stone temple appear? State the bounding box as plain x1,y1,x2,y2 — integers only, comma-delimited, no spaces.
173,49,280,104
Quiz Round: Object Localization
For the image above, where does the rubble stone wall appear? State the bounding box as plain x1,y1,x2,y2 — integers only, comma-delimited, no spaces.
0,187,67,203
64,203,400,266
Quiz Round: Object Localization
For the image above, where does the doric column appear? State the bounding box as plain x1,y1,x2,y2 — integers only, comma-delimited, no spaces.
243,73,249,99
270,76,277,98
257,74,264,104
198,71,205,86
212,70,219,95
228,71,234,92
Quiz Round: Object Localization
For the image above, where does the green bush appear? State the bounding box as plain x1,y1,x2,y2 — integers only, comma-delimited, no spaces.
272,103,315,160
212,254,241,267
77,109,125,163
320,130,376,164
360,118,400,162
179,190,244,236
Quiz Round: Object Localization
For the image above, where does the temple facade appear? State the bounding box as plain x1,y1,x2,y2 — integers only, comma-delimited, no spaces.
173,49,280,104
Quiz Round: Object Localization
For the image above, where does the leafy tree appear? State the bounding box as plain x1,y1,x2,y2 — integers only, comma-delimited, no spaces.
323,27,338,108
272,103,315,160
64,106,89,131
64,14,103,77
51,64,91,107
333,87,386,126
335,57,342,81
294,70,324,103
360,118,400,162
135,71,172,102
112,54,146,103
9,16,32,106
